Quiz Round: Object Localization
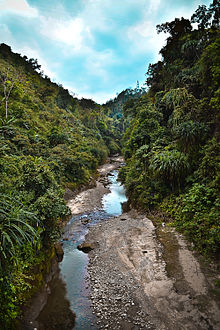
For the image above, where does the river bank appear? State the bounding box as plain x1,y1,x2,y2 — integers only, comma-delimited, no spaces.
21,156,220,329
85,212,220,329
67,156,124,216
20,156,124,329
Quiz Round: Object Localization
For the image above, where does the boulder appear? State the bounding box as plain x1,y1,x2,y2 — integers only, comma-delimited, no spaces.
54,242,64,262
77,242,96,253
121,201,130,212
81,218,90,225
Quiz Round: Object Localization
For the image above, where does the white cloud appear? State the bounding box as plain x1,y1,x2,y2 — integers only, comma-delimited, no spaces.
126,0,203,62
40,16,90,50
0,25,57,79
0,23,14,44
0,0,38,17
15,46,56,79
1,0,206,105
125,1,164,59
37,6,118,82
148,0,161,14
84,48,117,81
126,20,165,62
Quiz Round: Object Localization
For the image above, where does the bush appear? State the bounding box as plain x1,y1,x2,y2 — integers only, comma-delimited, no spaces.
161,184,220,254
149,149,190,189
33,188,70,242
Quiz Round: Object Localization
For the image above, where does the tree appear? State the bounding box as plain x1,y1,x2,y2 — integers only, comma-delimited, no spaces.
156,17,192,40
191,5,212,30
173,121,207,152
0,65,25,118
27,58,41,71
146,61,164,91
191,0,220,30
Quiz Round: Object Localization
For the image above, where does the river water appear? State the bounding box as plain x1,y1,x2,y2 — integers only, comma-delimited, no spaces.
37,170,127,329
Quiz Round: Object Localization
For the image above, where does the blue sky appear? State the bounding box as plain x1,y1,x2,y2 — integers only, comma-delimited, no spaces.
0,0,210,103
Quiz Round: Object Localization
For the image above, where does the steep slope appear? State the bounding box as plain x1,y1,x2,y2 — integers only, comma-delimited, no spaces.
0,43,119,328
119,1,220,256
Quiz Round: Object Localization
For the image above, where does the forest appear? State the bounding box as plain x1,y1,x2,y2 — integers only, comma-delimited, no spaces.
119,0,220,255
0,43,120,327
0,0,219,328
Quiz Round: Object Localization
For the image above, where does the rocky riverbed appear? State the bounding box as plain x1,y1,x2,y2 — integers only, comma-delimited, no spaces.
23,156,220,330
85,211,220,330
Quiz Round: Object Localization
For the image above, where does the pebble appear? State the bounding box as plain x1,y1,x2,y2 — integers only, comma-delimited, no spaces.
84,214,161,330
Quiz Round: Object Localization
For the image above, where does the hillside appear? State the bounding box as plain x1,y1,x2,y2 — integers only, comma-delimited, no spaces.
0,43,120,327
119,1,220,256
0,0,219,327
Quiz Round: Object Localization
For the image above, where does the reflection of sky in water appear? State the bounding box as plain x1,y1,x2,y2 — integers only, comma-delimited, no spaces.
102,170,127,215
60,242,95,329
58,170,127,329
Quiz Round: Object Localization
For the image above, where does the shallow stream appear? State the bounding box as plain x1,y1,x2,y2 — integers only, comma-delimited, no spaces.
37,170,127,329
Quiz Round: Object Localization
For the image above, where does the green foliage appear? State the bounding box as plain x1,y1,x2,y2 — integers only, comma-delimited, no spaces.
149,149,190,188
195,137,220,188
20,156,58,197
191,1,220,30
161,184,220,254
47,127,69,147
0,248,55,328
0,43,119,326
172,120,207,152
0,193,39,264
198,33,220,96
121,1,220,257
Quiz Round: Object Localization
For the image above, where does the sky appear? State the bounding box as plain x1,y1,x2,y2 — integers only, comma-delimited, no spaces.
0,0,210,104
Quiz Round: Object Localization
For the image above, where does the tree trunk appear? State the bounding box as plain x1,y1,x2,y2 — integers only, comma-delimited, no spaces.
5,99,8,118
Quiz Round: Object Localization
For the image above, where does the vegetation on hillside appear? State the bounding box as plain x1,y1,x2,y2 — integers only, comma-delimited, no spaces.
0,43,119,327
0,0,219,327
119,0,220,256
103,84,146,143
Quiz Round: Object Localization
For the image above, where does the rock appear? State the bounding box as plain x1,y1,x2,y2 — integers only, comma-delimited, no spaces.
81,219,90,225
108,173,114,177
121,201,130,212
63,188,75,201
120,217,128,221
54,242,64,262
77,242,96,253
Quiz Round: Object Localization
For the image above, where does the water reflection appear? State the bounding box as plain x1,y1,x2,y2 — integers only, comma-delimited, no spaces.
37,271,75,329
102,170,127,215
37,170,127,329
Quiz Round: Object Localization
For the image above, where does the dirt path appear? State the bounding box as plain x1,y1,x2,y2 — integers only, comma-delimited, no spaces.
85,211,220,330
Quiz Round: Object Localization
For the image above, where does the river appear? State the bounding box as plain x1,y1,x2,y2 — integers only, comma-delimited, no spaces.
27,159,220,330
36,169,127,329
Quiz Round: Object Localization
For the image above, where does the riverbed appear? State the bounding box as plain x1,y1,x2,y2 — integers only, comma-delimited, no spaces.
35,157,126,329
33,157,220,329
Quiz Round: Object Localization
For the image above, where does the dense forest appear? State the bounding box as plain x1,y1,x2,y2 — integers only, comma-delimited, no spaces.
104,84,146,118
0,43,120,327
119,0,220,255
0,0,219,328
